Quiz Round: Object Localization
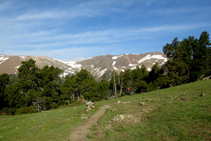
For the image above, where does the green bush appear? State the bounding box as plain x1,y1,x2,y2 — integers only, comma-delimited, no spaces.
2,107,16,115
50,102,59,109
15,107,38,115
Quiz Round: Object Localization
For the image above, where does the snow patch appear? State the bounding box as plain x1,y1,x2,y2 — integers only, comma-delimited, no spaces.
20,56,26,59
59,72,69,78
112,61,118,70
112,61,116,66
0,57,8,61
65,61,82,69
54,59,82,69
138,54,167,64
98,68,107,77
96,67,101,72
128,64,136,67
151,55,167,61
91,67,101,73
15,65,20,69
112,55,123,60
147,68,151,71
131,67,137,70
138,54,151,64
90,64,94,69
113,66,118,70
0,57,9,64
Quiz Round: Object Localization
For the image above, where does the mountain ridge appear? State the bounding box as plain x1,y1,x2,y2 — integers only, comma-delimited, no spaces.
0,52,167,80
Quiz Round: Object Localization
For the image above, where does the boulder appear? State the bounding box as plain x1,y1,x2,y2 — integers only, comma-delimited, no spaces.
111,114,134,122
86,101,94,106
200,93,205,97
145,99,151,102
81,116,88,120
139,102,144,106
85,101,95,112
181,97,189,101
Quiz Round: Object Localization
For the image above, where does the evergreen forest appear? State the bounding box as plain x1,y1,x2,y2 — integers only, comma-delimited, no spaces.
0,31,210,115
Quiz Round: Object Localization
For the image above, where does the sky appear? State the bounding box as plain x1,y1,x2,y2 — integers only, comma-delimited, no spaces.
0,0,211,60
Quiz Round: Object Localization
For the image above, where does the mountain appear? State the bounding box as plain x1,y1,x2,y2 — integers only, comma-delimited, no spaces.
0,52,167,80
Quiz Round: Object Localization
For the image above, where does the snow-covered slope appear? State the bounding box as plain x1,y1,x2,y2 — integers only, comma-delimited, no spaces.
0,52,167,80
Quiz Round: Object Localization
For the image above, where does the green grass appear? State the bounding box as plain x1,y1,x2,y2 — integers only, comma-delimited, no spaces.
0,80,211,140
0,103,98,141
91,80,211,140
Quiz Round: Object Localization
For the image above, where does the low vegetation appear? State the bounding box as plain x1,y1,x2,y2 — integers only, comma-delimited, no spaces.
90,79,211,140
0,79,210,140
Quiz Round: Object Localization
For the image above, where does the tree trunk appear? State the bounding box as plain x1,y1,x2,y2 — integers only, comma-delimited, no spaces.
119,74,122,96
113,72,117,95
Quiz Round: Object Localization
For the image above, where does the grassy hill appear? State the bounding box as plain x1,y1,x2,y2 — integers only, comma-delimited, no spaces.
0,80,211,140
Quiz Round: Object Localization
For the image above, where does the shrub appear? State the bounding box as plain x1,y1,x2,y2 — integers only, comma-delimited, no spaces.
50,102,59,109
2,107,16,115
15,107,38,115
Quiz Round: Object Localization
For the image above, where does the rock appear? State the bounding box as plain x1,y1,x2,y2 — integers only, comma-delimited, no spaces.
104,124,112,129
86,101,94,105
85,101,95,112
181,97,189,101
200,93,205,97
111,114,134,122
126,114,133,120
146,99,151,102
81,116,88,119
111,116,119,122
119,114,125,120
90,105,95,109
139,102,144,106
111,115,123,122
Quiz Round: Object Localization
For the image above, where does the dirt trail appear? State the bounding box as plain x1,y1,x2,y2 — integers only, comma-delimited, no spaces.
67,105,111,141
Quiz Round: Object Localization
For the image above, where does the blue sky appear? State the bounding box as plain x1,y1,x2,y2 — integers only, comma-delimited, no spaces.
0,0,211,60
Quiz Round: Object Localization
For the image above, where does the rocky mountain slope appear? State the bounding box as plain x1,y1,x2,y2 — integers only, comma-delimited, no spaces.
0,52,167,80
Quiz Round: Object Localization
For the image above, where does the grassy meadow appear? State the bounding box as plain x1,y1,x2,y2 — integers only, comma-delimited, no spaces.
0,79,211,140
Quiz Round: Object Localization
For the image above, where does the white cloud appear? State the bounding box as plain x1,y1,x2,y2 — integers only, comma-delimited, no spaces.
0,21,208,51
135,24,208,33
154,6,211,14
14,0,139,21
16,11,66,21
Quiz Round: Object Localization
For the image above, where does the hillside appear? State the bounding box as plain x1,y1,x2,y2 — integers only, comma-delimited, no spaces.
0,52,167,80
0,79,210,140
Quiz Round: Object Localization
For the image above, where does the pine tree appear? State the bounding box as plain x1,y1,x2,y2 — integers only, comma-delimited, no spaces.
191,31,211,80
148,63,160,83
131,66,147,93
95,77,110,101
39,65,63,109
122,69,132,95
0,73,10,109
61,75,75,104
15,59,41,107
74,69,97,101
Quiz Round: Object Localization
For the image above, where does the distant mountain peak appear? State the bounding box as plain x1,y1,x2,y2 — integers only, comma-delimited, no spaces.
0,52,167,80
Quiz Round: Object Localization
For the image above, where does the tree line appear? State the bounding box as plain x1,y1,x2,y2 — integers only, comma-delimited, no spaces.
0,31,210,115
